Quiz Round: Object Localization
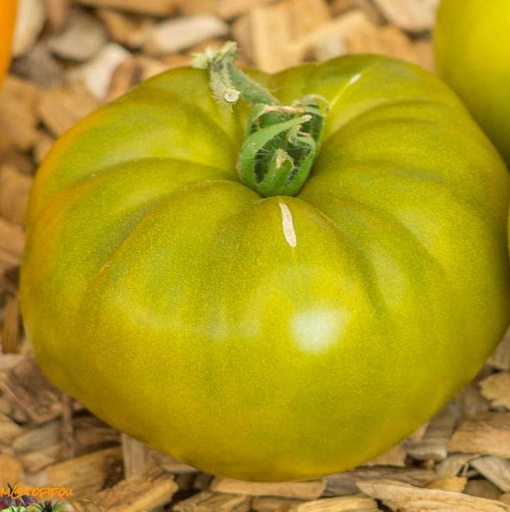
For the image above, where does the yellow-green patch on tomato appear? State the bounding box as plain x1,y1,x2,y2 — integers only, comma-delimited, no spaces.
435,0,510,165
20,54,510,481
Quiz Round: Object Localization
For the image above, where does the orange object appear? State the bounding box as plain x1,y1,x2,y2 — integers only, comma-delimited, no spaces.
0,0,17,82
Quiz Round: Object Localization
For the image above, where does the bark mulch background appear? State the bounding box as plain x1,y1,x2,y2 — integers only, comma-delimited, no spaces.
2,0,510,510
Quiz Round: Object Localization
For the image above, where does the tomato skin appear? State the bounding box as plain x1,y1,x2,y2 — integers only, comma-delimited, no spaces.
20,55,510,481
435,0,510,165
0,0,17,83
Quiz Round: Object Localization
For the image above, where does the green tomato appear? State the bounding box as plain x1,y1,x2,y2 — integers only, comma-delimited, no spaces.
20,54,510,481
435,0,510,165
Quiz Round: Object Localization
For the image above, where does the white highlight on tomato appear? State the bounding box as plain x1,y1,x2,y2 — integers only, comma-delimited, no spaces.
291,308,349,354
348,72,362,86
278,202,297,248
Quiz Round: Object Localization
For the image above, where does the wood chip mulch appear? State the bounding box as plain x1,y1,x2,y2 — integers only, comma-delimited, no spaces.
2,0,510,510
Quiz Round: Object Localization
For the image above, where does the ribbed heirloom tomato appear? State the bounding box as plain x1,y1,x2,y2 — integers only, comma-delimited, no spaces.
435,0,510,165
0,0,17,83
20,45,510,481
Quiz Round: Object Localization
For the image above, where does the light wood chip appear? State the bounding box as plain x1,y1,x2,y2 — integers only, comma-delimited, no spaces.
144,14,229,55
405,402,459,461
435,454,477,479
488,329,510,371
211,478,326,500
150,451,198,474
358,479,510,511
471,456,510,493
287,494,378,511
173,490,251,512
501,492,510,505
74,0,178,15
0,218,24,274
12,0,47,57
325,467,435,497
181,0,276,19
47,7,108,62
0,411,22,442
121,434,151,478
71,464,178,511
480,372,510,409
294,10,418,65
251,496,305,511
448,412,510,458
363,441,407,467
70,42,131,99
371,0,438,32
46,446,122,499
236,0,330,72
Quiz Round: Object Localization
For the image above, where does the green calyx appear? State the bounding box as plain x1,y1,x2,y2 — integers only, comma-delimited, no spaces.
194,42,326,197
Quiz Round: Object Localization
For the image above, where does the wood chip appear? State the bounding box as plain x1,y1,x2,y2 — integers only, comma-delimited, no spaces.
358,479,510,511
405,402,460,461
150,451,198,474
488,330,510,371
121,434,150,478
144,14,229,56
465,479,502,500
287,494,378,511
251,496,305,511
480,372,510,409
0,293,21,354
0,164,32,225
325,467,435,497
0,356,64,424
448,412,510,458
11,44,66,88
425,477,467,493
0,453,23,482
38,80,99,137
173,490,252,512
0,76,41,152
470,457,510,493
0,219,24,274
0,411,22,442
235,0,331,72
12,0,47,57
71,464,178,511
45,0,70,32
45,446,123,499
180,0,275,18
363,441,407,467
294,10,418,65
371,0,438,32
435,454,477,479
47,7,108,62
70,42,131,99
211,478,327,500
97,8,154,49
74,0,178,16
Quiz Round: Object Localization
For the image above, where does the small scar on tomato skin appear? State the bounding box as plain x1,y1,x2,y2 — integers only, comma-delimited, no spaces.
278,202,297,248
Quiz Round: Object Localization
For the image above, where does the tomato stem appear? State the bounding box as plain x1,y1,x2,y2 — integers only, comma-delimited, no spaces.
193,42,326,197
